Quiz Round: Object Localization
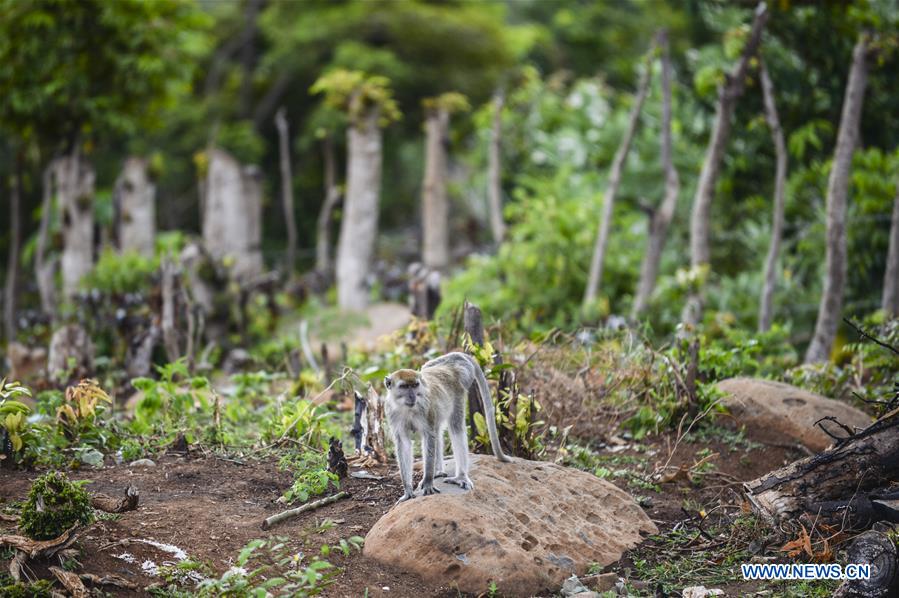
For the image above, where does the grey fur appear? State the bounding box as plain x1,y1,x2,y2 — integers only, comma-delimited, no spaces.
384,352,511,503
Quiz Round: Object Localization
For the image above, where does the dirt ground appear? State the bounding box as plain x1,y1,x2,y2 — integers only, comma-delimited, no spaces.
0,425,811,597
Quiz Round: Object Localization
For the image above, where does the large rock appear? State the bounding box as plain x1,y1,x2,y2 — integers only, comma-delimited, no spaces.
718,378,872,452
364,455,656,596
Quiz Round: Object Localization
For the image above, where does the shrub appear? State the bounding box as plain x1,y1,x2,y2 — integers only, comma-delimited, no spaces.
19,471,94,540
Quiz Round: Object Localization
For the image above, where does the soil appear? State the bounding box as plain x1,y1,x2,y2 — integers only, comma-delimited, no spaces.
0,428,809,597
1,453,457,597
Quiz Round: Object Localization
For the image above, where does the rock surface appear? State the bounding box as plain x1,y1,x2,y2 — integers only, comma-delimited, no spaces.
718,377,872,452
364,455,656,596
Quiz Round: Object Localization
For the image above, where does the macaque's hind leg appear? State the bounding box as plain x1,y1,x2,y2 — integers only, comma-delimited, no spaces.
435,430,447,478
444,421,474,490
417,430,447,491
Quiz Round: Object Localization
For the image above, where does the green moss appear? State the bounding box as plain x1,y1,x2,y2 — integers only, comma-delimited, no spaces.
0,578,54,598
19,471,94,540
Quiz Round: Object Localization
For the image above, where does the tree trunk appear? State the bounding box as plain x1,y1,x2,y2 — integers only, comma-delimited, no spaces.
757,60,788,332
681,3,769,326
633,30,679,319
35,164,57,317
336,109,382,311
744,409,899,529
315,134,341,275
805,35,869,363
238,0,261,119
275,107,298,276
881,182,899,316
3,157,21,342
114,157,156,257
54,148,96,299
583,37,656,309
487,89,505,245
202,148,264,282
422,107,450,270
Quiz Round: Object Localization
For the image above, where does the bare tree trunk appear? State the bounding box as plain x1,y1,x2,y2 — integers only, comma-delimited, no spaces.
633,31,679,319
681,3,769,326
315,135,341,275
202,148,264,282
487,89,505,244
336,109,382,311
160,258,180,363
805,35,869,363
3,157,21,342
275,107,298,276
114,157,156,257
757,60,788,332
881,182,899,316
422,107,450,270
583,37,656,309
238,0,261,119
35,164,57,317
55,148,96,299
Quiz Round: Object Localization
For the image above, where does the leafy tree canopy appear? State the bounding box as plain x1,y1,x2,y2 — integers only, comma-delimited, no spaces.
0,0,209,148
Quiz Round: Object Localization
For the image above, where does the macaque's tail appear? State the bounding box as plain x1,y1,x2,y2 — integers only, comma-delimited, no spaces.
470,355,512,463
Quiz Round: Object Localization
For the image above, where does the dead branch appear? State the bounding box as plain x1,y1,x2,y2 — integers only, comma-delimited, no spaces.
79,572,139,590
261,491,350,530
50,566,89,598
91,485,139,513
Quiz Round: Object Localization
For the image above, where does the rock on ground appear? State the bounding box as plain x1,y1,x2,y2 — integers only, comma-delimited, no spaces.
363,455,656,596
718,377,872,452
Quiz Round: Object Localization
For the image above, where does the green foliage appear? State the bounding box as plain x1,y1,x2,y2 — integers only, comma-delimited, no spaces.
0,579,55,598
311,69,401,127
0,379,32,460
19,471,94,540
0,0,209,143
80,249,158,295
278,450,339,505
130,360,212,442
195,535,361,597
268,400,336,450
786,313,899,410
422,92,470,115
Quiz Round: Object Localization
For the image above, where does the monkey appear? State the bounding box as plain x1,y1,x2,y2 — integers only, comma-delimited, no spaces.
383,352,511,503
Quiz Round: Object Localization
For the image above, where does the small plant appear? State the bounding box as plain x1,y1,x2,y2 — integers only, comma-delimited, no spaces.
19,471,94,540
195,535,360,597
1,379,32,462
0,578,55,598
57,379,112,440
131,360,212,441
279,450,339,504
268,400,335,449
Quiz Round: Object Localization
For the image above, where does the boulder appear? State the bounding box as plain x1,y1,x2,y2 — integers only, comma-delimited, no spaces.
364,455,656,596
717,378,872,452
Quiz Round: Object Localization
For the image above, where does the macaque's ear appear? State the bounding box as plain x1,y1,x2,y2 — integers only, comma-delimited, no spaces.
384,375,392,389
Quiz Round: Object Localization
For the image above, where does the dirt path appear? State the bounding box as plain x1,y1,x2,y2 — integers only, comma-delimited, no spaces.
0,455,456,597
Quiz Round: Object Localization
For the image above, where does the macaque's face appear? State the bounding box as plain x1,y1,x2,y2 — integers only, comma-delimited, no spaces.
385,369,424,407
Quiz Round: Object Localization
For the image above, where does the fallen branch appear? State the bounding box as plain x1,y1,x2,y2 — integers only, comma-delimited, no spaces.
744,410,899,529
261,491,350,530
0,525,82,558
79,572,139,590
91,485,139,513
50,566,89,598
0,513,18,523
